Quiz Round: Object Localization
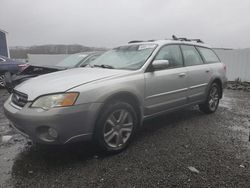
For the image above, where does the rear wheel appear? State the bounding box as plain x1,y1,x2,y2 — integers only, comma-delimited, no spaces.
94,101,138,153
0,74,5,88
199,83,220,114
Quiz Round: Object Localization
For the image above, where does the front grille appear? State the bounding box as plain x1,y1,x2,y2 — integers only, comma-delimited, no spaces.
11,90,28,107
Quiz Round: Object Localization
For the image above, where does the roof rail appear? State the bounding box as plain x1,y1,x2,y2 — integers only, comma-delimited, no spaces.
128,40,144,43
172,35,204,43
128,39,156,44
147,39,156,42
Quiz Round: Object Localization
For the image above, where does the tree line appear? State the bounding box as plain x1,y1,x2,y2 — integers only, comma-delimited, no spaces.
10,44,107,59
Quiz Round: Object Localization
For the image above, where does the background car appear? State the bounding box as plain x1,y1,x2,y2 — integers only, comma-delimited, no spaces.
4,51,104,92
0,55,28,88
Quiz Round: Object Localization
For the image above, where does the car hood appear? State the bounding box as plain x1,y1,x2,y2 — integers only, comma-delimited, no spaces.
12,65,66,83
15,68,130,100
18,65,66,75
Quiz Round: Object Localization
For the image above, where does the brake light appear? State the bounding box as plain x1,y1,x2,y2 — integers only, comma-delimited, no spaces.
18,63,29,70
223,63,226,71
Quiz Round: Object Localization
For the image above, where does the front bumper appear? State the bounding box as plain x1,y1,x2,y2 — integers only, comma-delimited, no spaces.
4,97,102,144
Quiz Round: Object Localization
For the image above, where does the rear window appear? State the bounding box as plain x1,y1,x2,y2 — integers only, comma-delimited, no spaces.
181,45,203,66
197,47,220,63
56,54,88,68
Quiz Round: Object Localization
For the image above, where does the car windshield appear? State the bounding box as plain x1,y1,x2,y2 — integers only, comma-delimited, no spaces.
89,44,157,70
56,54,88,68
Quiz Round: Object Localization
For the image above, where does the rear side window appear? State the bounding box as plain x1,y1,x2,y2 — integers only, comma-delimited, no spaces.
181,45,203,66
155,45,183,68
197,47,220,63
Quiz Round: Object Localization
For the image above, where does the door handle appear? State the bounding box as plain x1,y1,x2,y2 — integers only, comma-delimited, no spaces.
178,73,186,77
205,70,210,73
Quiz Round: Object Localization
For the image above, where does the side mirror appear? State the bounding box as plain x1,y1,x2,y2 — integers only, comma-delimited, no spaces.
151,60,170,71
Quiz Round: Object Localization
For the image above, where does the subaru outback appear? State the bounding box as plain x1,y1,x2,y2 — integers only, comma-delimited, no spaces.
4,36,227,153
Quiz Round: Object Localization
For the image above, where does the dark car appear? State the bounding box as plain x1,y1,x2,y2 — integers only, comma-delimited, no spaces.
0,55,28,88
4,51,103,92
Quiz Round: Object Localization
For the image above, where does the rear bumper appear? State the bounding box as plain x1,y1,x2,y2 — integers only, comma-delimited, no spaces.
4,72,34,93
4,97,102,144
4,72,14,92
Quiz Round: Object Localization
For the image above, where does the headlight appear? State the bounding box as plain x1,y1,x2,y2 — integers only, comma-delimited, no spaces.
31,92,79,110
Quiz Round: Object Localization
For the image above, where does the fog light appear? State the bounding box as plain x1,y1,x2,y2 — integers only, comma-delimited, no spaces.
37,126,58,142
48,128,58,138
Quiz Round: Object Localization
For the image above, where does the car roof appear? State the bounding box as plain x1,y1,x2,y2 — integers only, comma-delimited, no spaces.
124,39,212,49
73,51,105,56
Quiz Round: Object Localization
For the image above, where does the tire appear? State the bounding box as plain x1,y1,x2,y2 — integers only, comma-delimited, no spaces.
199,82,220,114
94,101,138,153
0,74,5,88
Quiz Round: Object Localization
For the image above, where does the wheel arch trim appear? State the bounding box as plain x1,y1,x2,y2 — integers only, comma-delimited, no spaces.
206,77,223,99
96,91,143,128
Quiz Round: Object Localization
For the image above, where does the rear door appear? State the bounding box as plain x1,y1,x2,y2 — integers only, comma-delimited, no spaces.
180,45,211,103
144,45,188,116
196,46,226,78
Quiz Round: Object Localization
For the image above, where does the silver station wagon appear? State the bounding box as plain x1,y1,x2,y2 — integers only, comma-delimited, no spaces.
4,36,227,153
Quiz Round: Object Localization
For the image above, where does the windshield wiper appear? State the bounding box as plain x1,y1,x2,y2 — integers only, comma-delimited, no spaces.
81,64,90,67
92,64,114,69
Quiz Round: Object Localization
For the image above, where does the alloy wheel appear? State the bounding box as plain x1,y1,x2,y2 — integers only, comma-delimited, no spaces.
0,75,5,87
103,109,134,148
208,86,219,111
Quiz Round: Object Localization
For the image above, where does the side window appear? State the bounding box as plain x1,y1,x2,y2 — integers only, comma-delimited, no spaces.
197,47,220,63
181,45,203,66
155,45,183,68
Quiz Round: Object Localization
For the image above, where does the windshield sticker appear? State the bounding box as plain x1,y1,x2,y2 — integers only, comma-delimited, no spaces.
138,44,156,50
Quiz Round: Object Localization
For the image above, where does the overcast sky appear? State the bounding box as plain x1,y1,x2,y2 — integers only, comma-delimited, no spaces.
1,0,250,48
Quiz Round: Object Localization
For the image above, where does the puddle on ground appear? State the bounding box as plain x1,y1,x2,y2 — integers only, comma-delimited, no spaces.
228,122,250,146
220,96,234,110
0,141,25,187
220,93,250,149
0,120,27,187
229,125,249,135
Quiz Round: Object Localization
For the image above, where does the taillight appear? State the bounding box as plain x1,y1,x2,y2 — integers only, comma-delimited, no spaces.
18,63,29,70
223,63,226,71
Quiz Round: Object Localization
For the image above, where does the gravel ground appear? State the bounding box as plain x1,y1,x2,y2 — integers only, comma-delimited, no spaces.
0,89,250,188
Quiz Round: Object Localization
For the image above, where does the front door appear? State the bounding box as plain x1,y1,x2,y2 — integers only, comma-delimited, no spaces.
144,45,188,116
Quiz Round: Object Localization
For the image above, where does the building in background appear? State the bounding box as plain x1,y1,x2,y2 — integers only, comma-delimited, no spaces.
27,54,68,66
215,48,250,82
0,29,9,57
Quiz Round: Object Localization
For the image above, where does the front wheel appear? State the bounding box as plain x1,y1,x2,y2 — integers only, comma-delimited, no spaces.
0,74,5,88
199,83,220,114
94,101,138,153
